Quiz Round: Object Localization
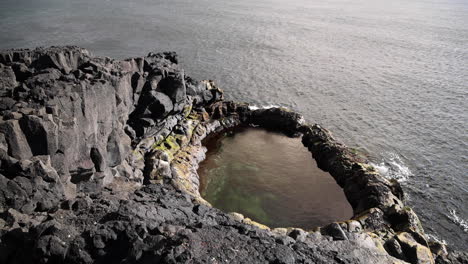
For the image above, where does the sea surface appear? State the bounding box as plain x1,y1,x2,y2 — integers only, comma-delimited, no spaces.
1,0,467,250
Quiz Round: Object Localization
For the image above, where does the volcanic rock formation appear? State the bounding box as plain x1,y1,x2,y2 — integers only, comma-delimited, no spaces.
0,46,466,264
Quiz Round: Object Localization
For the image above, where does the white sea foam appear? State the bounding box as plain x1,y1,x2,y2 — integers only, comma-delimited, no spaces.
248,104,280,110
370,153,412,182
448,209,468,233
426,233,447,246
372,163,389,175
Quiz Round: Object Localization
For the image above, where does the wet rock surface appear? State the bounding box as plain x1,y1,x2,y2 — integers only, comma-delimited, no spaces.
0,46,465,264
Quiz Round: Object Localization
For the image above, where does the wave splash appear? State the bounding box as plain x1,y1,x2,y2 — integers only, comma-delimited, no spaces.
371,153,413,182
448,209,468,233
248,104,281,110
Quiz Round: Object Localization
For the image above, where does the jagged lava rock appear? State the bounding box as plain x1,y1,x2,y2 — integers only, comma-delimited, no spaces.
0,46,465,264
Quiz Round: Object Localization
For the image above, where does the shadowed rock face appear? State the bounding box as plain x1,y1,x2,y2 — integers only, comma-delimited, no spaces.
0,46,465,264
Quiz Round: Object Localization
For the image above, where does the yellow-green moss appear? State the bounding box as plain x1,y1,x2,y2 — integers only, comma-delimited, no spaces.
183,103,193,118
187,112,200,120
367,232,389,254
132,149,145,161
243,217,270,230
153,135,180,160
170,146,201,196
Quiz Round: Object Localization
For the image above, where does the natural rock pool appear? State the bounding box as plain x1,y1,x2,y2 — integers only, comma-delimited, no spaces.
198,127,353,229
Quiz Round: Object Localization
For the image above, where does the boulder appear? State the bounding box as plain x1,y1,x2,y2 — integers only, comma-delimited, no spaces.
18,115,48,156
90,147,105,172
321,222,348,241
106,130,128,167
0,65,17,94
0,120,33,160
247,107,305,137
396,232,434,264
157,73,186,111
30,46,89,74
147,91,173,119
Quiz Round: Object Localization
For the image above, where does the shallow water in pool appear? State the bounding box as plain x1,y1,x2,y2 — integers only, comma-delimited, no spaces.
198,127,353,229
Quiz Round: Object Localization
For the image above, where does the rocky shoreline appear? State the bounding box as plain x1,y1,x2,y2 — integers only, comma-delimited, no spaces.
0,46,466,263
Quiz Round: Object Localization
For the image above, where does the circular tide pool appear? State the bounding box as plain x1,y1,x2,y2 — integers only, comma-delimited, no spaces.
198,127,353,229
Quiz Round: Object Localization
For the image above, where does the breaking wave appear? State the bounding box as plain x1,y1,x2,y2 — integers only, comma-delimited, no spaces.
248,104,281,110
448,209,468,233
371,153,413,182
426,233,447,246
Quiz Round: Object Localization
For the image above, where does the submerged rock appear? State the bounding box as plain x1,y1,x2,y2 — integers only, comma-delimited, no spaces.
0,46,464,264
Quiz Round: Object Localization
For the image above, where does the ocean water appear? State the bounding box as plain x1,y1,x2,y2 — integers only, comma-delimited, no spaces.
1,0,467,250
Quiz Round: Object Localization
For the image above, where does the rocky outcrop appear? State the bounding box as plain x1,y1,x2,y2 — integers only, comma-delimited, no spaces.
0,46,465,264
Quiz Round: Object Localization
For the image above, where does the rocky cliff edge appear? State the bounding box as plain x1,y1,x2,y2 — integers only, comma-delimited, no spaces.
0,46,466,264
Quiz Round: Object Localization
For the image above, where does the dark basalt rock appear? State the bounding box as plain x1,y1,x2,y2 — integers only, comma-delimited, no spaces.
0,46,465,264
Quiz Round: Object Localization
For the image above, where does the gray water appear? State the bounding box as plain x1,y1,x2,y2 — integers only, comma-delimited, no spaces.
1,0,467,250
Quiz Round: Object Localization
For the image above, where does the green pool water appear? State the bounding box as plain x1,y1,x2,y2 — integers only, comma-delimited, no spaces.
198,127,353,229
